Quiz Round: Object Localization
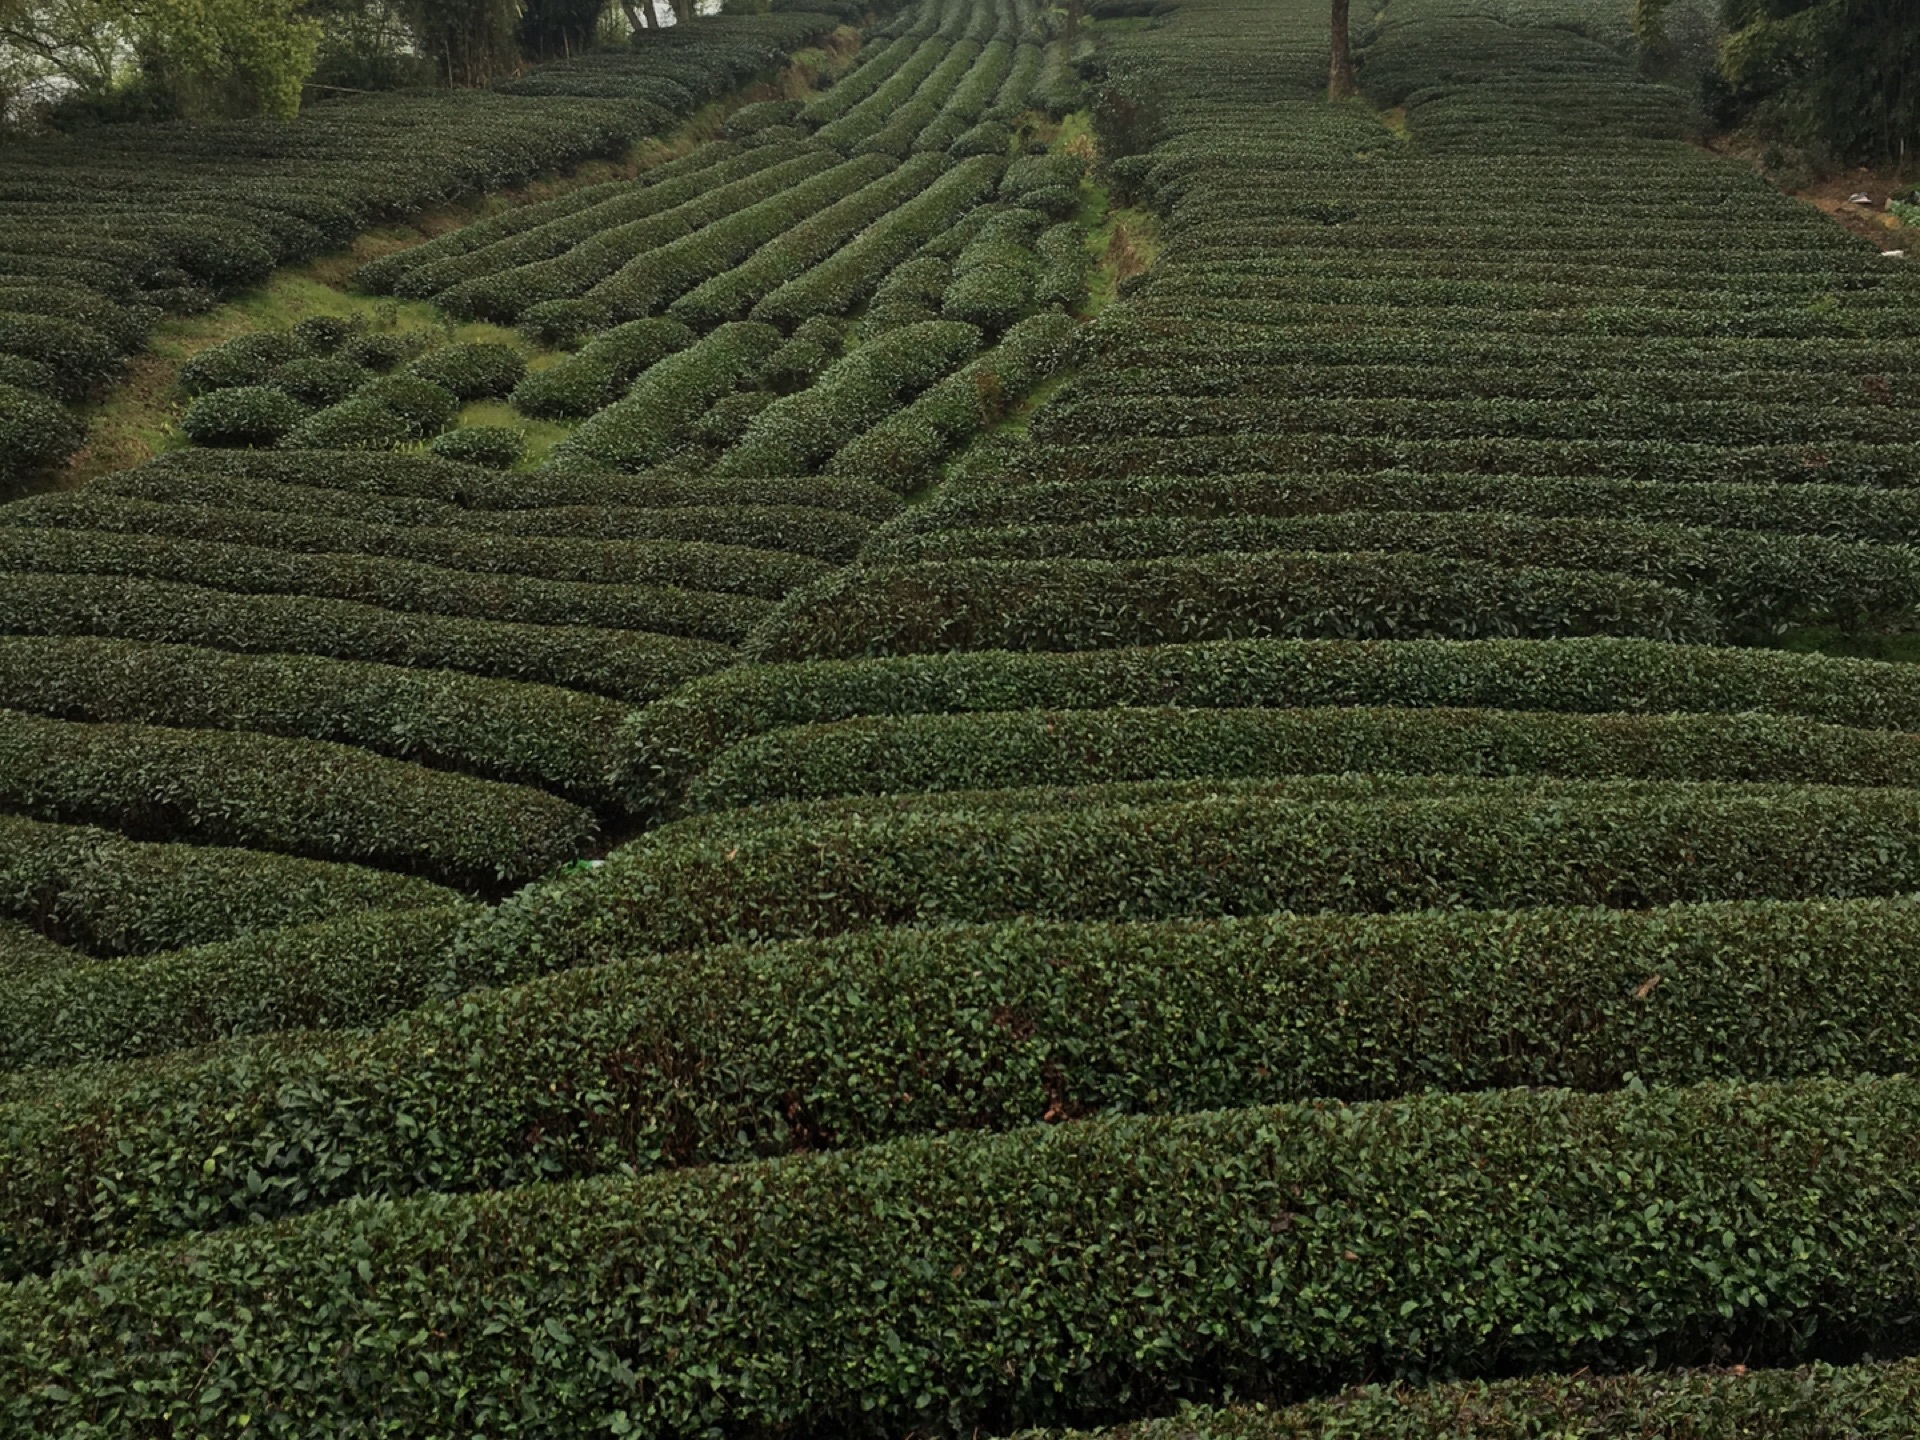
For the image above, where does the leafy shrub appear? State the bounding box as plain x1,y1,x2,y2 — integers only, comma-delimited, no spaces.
1033,223,1090,309
180,386,308,448
744,553,1719,662
9,1073,1920,1432
942,207,1044,331
515,299,597,348
0,708,594,889
691,389,779,447
9,896,1920,1273
509,317,694,419
455,775,1920,982
408,342,527,400
0,569,733,702
694,703,1920,809
0,811,453,957
278,396,416,451
758,314,846,392
178,333,301,397
0,904,471,1073
269,357,365,407
357,373,460,437
619,636,1920,817
0,633,629,803
864,255,953,330
335,332,417,372
0,384,85,477
716,320,981,476
555,321,784,471
290,314,359,356
828,310,1076,488
428,426,524,469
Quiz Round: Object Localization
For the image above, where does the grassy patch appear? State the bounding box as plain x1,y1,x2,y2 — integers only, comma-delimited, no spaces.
454,400,577,469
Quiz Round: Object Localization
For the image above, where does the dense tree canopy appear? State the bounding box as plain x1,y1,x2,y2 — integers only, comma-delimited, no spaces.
1636,0,1920,161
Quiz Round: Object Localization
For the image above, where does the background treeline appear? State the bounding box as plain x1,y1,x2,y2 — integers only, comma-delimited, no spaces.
1633,0,1918,165
0,0,747,125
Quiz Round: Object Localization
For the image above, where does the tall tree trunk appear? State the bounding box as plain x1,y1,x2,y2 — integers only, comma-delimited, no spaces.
1329,0,1356,100
620,0,647,34
672,0,694,24
640,0,663,29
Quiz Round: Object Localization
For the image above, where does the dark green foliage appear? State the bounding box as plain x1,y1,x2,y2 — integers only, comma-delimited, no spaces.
0,812,454,957
180,386,309,448
8,896,1920,1272
715,320,981,476
335,332,419,373
276,396,417,451
744,554,1720,662
0,904,471,1073
357,373,461,437
427,426,525,469
0,525,768,643
178,332,301,397
864,254,952,330
9,1076,1920,1432
289,314,358,355
749,155,1005,325
0,569,732,701
620,637,1920,817
0,634,629,803
1033,222,1090,309
694,704,1920,808
0,708,595,888
555,321,785,470
759,315,846,392
1023,1363,1920,1438
509,318,695,419
408,342,527,401
0,384,85,481
828,311,1077,488
455,774,1920,983
942,207,1044,331
269,356,365,407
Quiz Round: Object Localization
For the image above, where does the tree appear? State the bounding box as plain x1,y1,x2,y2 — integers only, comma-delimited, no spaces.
1328,0,1354,100
395,0,520,85
518,0,606,58
0,0,321,119
1635,0,1920,162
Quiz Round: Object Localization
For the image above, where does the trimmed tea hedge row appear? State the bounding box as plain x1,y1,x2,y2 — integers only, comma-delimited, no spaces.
690,704,1920,808
105,453,903,542
1016,1362,1920,1439
0,634,626,803
862,510,1920,631
1034,393,1920,448
355,144,747,298
942,207,1044,331
8,1075,1920,1433
749,154,1004,325
1000,436,1919,488
827,310,1078,489
436,148,839,322
715,320,982,476
667,154,948,327
812,38,954,151
556,321,784,470
0,812,453,958
0,904,471,1074
0,384,85,482
0,570,731,702
584,153,901,323
0,492,832,600
742,553,1721,661
900,468,1920,547
0,709,593,889
0,526,769,643
509,318,693,419
0,919,74,980
454,776,1920,984
11,894,1920,1273
620,637,1920,815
